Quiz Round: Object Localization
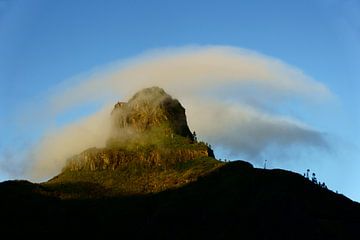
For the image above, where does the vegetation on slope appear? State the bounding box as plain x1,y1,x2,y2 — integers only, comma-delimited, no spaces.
45,156,222,198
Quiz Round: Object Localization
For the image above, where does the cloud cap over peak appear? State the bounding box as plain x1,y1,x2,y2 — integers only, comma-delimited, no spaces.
26,45,334,180
52,46,333,113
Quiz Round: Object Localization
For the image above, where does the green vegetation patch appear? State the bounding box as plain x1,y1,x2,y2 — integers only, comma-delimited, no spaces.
45,156,223,199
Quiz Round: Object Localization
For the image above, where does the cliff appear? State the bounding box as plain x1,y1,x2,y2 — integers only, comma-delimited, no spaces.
108,86,194,146
63,146,212,172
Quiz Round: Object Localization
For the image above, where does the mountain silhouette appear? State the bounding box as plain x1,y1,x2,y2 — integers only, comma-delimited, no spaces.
0,87,359,238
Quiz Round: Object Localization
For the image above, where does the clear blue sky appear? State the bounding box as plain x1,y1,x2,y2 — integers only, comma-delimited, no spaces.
0,0,359,200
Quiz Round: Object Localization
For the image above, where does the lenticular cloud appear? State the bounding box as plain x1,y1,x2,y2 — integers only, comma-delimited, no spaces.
28,46,333,180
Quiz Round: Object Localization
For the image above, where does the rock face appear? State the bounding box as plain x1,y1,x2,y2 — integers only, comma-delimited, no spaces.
61,87,214,173
108,86,194,145
63,147,212,172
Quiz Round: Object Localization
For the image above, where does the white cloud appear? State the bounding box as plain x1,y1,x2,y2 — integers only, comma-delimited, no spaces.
185,99,328,158
49,46,332,114
30,106,112,180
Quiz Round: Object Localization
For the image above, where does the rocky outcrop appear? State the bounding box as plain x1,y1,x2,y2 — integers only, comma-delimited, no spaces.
61,87,215,173
63,146,213,172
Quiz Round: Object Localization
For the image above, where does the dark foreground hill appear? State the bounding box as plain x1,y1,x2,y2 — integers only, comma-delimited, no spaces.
0,87,359,238
0,160,359,239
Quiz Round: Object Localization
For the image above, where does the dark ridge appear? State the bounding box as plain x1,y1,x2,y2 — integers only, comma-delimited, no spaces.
0,161,359,239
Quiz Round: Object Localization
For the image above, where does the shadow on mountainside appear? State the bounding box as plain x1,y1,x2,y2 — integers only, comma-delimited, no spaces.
0,160,359,239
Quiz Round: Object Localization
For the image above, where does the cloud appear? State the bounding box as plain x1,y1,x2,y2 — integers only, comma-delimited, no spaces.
185,99,328,158
50,46,332,114
29,106,112,180
25,45,333,181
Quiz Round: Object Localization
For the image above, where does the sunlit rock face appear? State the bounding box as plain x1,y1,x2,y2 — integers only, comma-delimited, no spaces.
108,86,194,145
63,147,211,172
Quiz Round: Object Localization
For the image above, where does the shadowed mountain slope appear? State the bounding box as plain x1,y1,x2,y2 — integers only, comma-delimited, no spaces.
0,161,359,238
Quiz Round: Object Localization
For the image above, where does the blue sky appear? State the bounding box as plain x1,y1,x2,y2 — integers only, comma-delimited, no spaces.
0,0,359,201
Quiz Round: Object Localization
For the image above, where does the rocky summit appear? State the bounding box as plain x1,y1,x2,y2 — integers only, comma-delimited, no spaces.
48,87,217,195
109,86,194,142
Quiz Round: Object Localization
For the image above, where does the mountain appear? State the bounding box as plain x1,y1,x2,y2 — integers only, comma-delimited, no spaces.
0,87,359,238
46,87,216,196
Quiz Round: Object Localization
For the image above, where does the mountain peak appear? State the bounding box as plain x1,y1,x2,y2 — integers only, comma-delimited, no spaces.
108,87,194,147
52,87,216,195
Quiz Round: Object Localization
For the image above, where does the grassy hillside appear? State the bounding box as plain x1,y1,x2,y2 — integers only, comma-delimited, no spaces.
46,156,222,198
